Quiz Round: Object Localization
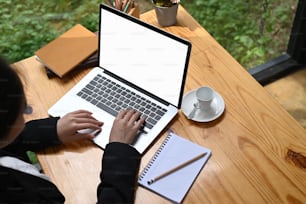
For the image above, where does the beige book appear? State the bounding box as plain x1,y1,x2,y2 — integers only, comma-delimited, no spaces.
35,24,98,77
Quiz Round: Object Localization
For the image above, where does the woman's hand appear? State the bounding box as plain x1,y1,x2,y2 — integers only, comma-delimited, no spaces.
57,110,103,144
109,109,145,144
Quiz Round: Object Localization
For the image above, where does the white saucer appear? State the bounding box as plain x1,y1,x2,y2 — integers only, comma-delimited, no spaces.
181,89,225,122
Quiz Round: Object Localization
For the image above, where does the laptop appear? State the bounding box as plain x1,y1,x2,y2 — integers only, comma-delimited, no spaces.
48,4,192,154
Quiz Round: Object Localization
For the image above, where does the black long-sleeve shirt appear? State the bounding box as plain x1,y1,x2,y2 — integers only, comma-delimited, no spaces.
0,117,140,204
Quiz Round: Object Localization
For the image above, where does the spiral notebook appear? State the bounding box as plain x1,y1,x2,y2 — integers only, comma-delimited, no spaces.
138,132,211,203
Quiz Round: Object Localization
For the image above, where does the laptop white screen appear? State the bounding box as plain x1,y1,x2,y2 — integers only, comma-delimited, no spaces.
99,6,190,107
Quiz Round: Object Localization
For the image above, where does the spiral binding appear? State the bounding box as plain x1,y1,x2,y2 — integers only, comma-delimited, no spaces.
138,133,172,181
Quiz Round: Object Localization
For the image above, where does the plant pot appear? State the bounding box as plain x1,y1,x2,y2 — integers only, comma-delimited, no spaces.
153,3,178,27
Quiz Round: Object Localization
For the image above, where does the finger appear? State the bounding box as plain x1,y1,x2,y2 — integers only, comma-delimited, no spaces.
134,116,146,129
123,109,136,122
75,123,103,132
130,111,141,122
72,111,95,119
73,117,103,126
117,109,128,119
71,109,93,115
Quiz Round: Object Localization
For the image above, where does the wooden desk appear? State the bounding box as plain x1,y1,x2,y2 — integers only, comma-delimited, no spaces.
12,6,306,204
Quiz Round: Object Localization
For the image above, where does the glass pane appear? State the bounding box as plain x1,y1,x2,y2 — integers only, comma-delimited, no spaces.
0,1,102,63
0,0,297,69
180,0,298,69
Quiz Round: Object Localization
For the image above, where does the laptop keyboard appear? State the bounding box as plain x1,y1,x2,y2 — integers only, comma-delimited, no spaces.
76,74,167,129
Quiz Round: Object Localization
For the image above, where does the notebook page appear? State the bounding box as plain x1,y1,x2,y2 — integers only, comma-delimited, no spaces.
138,132,211,203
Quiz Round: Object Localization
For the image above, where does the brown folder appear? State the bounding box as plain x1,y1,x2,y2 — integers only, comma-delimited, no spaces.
35,24,98,78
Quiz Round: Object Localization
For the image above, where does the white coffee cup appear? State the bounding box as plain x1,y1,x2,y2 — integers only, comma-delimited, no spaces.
195,86,214,111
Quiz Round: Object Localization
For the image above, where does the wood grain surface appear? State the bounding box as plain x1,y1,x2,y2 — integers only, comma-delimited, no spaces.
12,5,306,204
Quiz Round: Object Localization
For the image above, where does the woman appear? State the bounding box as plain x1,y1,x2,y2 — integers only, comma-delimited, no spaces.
0,56,145,203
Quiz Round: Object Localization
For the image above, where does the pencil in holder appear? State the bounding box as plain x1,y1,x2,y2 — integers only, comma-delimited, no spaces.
106,0,140,18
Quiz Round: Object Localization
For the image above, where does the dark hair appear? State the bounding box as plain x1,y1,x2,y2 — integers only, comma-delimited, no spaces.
0,56,26,139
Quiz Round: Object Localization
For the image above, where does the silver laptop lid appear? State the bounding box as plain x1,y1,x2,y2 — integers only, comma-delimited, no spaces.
98,4,191,108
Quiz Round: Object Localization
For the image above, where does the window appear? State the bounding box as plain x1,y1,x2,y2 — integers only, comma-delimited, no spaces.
249,0,306,84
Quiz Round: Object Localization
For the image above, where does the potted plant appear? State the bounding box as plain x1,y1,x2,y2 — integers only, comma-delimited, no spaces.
152,0,180,27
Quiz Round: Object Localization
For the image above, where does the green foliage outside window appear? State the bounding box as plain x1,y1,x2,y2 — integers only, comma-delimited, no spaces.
0,0,297,69
0,0,101,63
182,0,296,68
